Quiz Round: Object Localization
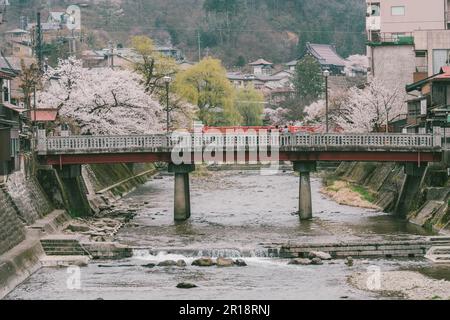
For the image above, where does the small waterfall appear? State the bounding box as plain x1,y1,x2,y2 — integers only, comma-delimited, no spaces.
132,247,280,260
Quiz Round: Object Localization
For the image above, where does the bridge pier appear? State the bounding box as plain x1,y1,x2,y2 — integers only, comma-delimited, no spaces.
55,165,92,217
294,162,317,220
169,163,195,221
395,163,427,218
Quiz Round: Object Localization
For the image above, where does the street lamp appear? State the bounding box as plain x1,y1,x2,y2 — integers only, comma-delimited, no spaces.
163,76,172,134
323,69,330,133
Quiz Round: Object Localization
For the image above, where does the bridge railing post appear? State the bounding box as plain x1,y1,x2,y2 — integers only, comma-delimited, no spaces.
36,129,47,153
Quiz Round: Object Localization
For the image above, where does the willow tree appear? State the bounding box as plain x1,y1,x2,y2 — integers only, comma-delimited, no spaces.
174,57,241,126
235,85,265,126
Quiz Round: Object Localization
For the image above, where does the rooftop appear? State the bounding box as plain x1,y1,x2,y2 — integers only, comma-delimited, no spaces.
306,43,347,67
406,66,450,92
5,28,28,34
248,59,273,66
28,109,58,122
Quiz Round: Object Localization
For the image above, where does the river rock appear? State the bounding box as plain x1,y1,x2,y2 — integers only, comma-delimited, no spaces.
311,258,324,265
66,223,91,233
216,257,234,267
288,258,312,266
309,251,332,260
142,263,156,268
345,257,354,267
234,259,247,267
177,260,187,267
177,282,197,289
157,260,177,267
192,258,215,267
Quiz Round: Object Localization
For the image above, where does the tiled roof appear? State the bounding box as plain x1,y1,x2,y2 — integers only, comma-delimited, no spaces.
248,59,273,66
286,60,298,66
5,28,29,34
306,43,347,67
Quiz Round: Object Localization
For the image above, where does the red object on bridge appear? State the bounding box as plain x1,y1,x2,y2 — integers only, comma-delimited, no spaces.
202,126,328,134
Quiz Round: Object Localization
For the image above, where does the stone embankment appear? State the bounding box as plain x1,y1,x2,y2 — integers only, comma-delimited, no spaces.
325,162,450,233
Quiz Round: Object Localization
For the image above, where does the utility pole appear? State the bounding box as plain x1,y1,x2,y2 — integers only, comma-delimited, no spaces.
197,30,201,62
36,12,43,73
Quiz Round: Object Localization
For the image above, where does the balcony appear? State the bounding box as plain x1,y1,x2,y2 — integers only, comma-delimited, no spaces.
367,32,414,46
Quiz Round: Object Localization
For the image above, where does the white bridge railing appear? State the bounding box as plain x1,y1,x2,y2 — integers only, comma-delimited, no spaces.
36,132,441,154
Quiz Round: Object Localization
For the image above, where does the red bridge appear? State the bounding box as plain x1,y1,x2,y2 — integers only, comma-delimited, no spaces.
36,131,443,222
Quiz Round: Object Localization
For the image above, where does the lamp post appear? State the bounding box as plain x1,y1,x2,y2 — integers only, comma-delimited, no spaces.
163,76,172,134
323,69,330,133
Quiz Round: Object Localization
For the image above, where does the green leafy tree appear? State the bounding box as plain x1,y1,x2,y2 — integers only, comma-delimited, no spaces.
174,57,241,126
235,86,265,126
294,55,324,103
131,35,178,98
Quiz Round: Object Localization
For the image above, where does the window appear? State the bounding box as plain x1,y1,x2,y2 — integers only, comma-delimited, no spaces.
415,51,426,58
369,3,380,16
391,6,405,16
433,49,450,74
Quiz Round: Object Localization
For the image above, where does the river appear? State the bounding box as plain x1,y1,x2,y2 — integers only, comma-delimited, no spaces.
5,170,439,300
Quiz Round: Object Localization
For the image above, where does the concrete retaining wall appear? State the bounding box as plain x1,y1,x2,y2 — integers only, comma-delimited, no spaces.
0,188,25,256
332,162,450,233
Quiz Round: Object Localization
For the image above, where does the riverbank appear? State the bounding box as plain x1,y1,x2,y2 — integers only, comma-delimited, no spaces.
321,179,380,210
0,160,160,299
349,270,450,300
323,162,450,234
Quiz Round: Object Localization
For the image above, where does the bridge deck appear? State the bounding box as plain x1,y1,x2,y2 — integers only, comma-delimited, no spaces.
36,132,443,165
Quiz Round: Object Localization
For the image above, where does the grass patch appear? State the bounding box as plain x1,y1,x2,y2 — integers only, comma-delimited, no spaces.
351,185,376,203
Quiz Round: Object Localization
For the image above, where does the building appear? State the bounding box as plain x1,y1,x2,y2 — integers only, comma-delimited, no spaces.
248,59,274,76
0,67,20,176
4,28,33,57
366,0,450,90
305,43,347,75
404,66,450,133
285,60,298,72
47,11,67,26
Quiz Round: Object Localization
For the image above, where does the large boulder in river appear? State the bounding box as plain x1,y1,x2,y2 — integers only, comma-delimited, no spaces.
234,259,247,267
308,251,332,260
192,258,215,267
216,257,234,267
311,258,324,265
177,282,197,289
288,258,312,266
177,260,187,267
158,260,177,267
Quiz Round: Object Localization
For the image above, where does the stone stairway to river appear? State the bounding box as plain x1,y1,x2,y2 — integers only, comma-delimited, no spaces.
426,246,450,264
40,236,90,256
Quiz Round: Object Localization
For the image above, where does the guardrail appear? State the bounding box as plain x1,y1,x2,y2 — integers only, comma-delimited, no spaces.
36,132,441,155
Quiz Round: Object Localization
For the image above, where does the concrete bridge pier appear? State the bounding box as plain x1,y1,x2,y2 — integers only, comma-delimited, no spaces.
169,163,195,221
55,165,92,217
294,162,317,220
395,163,427,218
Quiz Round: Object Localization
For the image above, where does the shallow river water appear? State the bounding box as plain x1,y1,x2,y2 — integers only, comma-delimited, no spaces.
5,170,442,300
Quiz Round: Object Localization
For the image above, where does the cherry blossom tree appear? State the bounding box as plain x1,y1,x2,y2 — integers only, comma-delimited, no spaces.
335,78,404,133
345,54,369,76
264,107,289,126
38,57,167,134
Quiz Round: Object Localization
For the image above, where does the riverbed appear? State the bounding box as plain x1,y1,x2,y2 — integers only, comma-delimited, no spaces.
5,170,448,300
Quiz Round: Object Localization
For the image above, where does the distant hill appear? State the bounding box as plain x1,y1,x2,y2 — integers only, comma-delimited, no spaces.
1,0,366,66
